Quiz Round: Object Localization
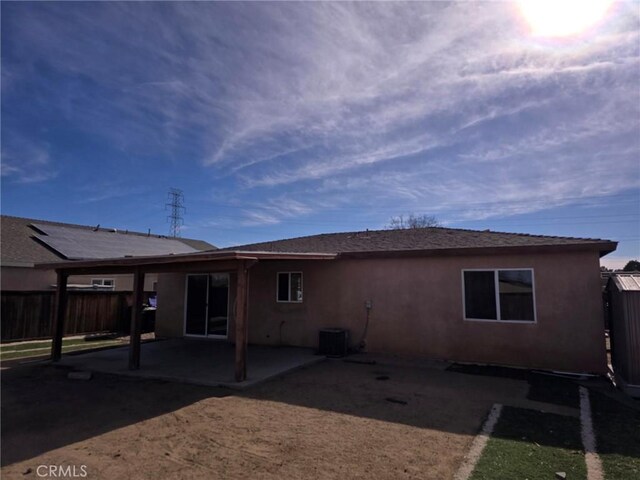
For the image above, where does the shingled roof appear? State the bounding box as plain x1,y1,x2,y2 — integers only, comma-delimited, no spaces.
222,227,616,257
1,215,216,266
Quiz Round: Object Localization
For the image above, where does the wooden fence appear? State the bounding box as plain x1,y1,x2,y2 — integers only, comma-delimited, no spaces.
1,291,152,342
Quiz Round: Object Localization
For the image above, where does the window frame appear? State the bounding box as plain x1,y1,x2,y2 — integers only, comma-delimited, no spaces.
91,278,115,290
461,268,537,324
276,271,303,303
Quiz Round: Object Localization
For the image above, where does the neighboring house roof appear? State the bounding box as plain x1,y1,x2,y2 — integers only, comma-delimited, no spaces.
609,273,640,292
1,215,216,266
174,237,215,251
221,227,616,257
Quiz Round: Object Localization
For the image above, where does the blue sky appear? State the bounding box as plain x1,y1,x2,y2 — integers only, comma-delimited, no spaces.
1,1,639,267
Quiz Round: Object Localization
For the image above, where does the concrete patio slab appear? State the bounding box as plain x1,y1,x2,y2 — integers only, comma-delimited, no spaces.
58,338,324,388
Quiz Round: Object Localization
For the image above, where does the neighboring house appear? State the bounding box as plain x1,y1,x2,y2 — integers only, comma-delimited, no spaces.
1,215,215,292
43,226,616,379
607,273,640,397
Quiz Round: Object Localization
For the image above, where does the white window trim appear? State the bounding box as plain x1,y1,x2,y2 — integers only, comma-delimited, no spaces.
276,272,303,303
91,278,115,289
462,268,537,324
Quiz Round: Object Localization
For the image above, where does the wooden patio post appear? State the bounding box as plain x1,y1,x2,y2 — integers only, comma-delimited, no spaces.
51,270,68,362
235,260,249,382
128,269,145,370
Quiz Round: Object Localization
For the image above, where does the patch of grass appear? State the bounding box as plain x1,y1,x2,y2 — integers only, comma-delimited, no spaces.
0,350,49,361
471,406,586,480
0,340,124,360
590,390,640,480
0,337,106,352
61,341,124,354
0,338,122,353
0,340,52,352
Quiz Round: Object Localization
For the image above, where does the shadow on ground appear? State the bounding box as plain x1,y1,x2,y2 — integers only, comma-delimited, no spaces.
590,389,640,479
446,363,581,408
2,354,638,477
0,364,227,466
238,357,531,435
1,356,526,469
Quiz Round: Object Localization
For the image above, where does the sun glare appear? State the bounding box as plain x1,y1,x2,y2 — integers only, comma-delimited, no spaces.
518,0,614,37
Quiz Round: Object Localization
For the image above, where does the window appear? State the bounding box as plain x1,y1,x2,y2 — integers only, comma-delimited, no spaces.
91,278,115,290
277,272,303,302
463,269,535,322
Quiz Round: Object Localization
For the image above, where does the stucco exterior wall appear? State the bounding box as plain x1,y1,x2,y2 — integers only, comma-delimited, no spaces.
154,250,607,374
1,267,158,292
1,267,57,291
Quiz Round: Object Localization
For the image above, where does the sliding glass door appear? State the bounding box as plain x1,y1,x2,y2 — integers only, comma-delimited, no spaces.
184,273,229,338
207,274,229,337
185,274,208,336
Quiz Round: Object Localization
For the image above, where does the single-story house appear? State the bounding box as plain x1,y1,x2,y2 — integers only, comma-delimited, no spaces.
1,215,215,292
39,227,616,381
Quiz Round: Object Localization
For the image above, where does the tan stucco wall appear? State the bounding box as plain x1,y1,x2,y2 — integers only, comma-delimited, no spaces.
1,267,158,292
155,250,607,374
1,266,57,291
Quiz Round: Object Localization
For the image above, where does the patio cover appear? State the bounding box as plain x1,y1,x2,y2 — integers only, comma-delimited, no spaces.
37,250,336,382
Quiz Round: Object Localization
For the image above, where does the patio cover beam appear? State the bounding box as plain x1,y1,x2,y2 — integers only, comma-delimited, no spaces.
235,260,250,382
53,259,246,277
37,251,336,274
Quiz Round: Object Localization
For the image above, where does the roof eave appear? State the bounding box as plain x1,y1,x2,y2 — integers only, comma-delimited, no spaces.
338,241,618,259
597,241,618,257
34,241,617,272
1,261,37,268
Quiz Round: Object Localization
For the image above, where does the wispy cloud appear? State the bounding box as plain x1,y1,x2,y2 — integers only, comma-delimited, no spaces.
74,183,150,204
1,136,56,184
240,197,313,226
2,1,638,229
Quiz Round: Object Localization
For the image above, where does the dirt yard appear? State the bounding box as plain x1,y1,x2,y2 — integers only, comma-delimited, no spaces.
2,356,555,479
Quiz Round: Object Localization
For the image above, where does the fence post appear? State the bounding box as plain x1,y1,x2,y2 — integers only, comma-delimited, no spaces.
51,271,68,362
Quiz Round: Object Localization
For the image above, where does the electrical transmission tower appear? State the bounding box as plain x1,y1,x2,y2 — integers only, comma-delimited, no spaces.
165,188,185,237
